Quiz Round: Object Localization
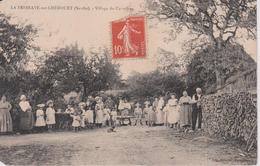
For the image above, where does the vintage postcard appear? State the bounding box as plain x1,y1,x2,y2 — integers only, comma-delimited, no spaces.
0,0,257,165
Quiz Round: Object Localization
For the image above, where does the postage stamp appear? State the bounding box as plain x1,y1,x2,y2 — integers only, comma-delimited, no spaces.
112,16,146,58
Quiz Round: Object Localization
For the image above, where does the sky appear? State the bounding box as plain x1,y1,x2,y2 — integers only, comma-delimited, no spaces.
0,0,257,79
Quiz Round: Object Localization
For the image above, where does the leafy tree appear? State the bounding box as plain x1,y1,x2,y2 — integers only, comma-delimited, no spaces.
0,12,38,97
126,70,186,101
186,44,256,94
147,0,256,89
38,44,121,101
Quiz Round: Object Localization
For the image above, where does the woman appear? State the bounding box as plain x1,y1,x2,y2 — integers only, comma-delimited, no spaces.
0,95,13,133
179,91,192,132
19,95,34,133
167,93,180,128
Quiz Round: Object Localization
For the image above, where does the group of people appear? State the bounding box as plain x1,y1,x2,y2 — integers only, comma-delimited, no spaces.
132,88,203,132
0,88,203,134
0,94,119,134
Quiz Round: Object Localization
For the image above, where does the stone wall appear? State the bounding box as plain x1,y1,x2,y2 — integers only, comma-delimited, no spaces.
202,91,257,151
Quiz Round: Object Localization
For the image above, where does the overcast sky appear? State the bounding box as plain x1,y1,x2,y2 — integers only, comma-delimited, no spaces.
0,0,256,79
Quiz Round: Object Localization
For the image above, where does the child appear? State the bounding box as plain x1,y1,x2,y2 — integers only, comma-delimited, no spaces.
95,105,104,128
110,108,118,128
134,102,143,126
103,105,111,127
46,100,56,132
78,102,86,128
143,102,150,125
147,103,155,127
85,106,94,129
35,104,46,133
71,111,81,132
65,104,75,114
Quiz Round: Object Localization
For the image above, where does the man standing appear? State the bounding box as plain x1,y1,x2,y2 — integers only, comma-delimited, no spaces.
191,88,203,131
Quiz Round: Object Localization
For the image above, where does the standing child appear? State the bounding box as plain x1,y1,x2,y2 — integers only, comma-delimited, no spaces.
78,102,86,128
134,102,143,126
95,105,104,128
85,106,94,129
110,108,117,127
143,102,150,125
147,103,155,127
103,105,111,127
46,100,56,132
71,111,81,132
35,104,46,133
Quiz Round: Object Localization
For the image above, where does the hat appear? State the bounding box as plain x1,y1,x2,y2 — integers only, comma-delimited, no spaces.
20,95,26,101
46,100,54,106
37,104,45,108
78,102,86,107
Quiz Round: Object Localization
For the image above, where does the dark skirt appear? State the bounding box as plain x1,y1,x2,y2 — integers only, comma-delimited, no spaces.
19,111,34,131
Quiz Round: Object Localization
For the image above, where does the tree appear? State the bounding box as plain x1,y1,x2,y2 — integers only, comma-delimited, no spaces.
38,44,121,101
0,12,38,97
186,44,256,94
147,0,256,88
126,70,186,101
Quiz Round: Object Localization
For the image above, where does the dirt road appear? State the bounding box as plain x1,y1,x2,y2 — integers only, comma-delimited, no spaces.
0,126,256,165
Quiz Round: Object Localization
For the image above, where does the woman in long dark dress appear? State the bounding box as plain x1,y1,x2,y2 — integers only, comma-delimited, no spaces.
18,95,34,133
0,95,13,133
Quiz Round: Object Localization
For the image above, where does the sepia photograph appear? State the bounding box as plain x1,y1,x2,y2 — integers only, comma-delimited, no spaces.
0,0,257,165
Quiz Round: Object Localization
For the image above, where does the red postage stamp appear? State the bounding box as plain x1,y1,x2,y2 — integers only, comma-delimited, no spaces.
112,16,146,58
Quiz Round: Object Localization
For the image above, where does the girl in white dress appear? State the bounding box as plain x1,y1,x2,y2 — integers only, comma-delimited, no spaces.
103,106,111,126
95,105,104,128
167,94,180,128
46,100,56,131
35,104,46,132
155,96,165,125
85,106,94,129
71,111,81,132
78,102,86,128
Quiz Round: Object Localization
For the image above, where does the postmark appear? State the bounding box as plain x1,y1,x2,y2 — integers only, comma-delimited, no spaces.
112,16,146,58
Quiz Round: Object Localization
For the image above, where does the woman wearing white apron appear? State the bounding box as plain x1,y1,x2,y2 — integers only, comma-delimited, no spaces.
167,94,180,128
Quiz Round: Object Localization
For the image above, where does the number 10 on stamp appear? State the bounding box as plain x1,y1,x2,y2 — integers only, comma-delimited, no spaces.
111,16,146,58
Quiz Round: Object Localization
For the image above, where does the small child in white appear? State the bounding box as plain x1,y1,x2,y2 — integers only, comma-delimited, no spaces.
46,100,56,131
134,102,143,126
103,105,111,126
35,104,46,132
71,111,81,132
78,102,86,128
85,106,94,129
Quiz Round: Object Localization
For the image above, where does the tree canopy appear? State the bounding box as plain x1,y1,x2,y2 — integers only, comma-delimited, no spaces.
38,44,121,100
148,0,256,49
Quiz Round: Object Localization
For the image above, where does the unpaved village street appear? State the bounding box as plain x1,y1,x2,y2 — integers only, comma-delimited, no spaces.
0,126,256,165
